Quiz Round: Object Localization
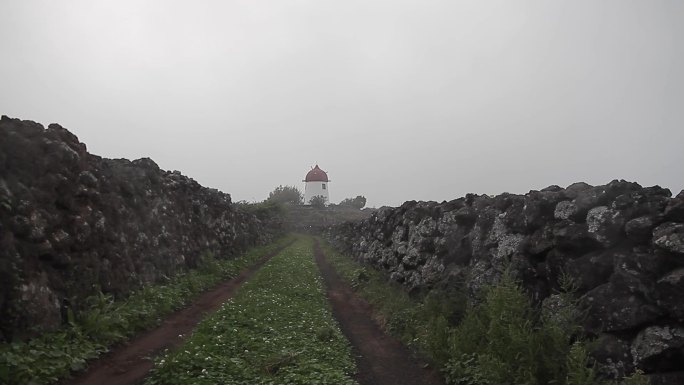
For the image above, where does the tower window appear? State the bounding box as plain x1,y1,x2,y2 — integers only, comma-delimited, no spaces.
322,183,326,189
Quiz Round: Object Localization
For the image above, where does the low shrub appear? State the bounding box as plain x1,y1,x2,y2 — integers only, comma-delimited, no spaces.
444,270,584,385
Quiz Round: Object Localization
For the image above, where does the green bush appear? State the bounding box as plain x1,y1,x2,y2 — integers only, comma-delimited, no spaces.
565,342,601,385
266,185,304,205
235,200,285,220
444,270,578,385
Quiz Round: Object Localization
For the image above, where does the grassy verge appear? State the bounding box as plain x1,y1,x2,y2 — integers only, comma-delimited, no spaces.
317,242,454,358
0,236,295,385
319,240,649,385
145,236,357,385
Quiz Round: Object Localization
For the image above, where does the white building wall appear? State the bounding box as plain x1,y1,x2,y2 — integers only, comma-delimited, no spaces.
304,181,329,204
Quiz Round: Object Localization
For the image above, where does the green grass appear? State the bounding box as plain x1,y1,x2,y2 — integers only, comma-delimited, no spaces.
443,271,586,385
145,237,357,385
318,241,464,361
0,236,294,385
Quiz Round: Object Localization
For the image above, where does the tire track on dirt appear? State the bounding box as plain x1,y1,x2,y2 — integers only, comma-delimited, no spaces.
313,240,445,385
64,242,293,385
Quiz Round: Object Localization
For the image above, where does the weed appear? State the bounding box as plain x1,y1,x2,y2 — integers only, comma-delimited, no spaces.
620,370,650,385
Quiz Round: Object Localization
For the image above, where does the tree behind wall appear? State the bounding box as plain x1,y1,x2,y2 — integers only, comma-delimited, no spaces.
309,195,326,208
340,195,367,209
267,185,303,205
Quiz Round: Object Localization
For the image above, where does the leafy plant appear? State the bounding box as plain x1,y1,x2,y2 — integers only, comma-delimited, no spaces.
235,200,285,220
267,185,304,205
309,195,327,208
339,196,366,209
565,342,600,385
620,370,650,385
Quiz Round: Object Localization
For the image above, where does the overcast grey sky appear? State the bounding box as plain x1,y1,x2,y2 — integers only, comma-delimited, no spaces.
1,1,682,207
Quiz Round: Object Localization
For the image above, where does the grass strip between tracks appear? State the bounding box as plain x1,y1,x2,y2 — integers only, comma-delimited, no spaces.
317,241,437,354
0,236,294,385
145,236,357,385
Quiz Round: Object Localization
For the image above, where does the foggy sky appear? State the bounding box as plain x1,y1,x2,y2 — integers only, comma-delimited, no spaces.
1,1,682,208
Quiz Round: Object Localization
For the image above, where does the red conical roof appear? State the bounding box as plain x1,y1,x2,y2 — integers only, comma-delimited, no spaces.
305,165,329,182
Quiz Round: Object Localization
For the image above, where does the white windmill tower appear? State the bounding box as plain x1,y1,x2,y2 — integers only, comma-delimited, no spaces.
303,165,330,205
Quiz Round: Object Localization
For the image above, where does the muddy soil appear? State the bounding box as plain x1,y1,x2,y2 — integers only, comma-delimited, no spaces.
313,240,445,385
64,244,289,385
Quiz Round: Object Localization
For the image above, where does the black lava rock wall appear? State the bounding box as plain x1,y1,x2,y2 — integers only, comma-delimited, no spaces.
328,180,684,382
0,116,278,341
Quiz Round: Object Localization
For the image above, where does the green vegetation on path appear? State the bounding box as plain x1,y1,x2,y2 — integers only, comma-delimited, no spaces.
0,237,293,385
145,236,357,385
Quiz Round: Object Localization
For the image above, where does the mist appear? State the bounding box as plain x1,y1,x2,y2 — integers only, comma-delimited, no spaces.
1,0,682,207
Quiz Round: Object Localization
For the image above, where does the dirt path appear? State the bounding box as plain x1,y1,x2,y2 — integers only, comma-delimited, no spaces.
64,243,290,385
313,240,445,385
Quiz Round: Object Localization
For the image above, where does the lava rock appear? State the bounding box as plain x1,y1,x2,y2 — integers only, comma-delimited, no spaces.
591,334,634,379
664,191,684,222
582,282,664,333
625,216,658,240
586,206,626,247
552,220,597,251
565,251,614,293
631,325,684,371
554,200,578,221
653,223,684,254
655,268,684,321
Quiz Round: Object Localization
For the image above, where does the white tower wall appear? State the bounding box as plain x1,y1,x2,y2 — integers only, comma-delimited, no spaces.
304,181,329,205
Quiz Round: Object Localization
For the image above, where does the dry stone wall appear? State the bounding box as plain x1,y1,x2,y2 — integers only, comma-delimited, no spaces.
328,180,684,382
0,116,278,341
